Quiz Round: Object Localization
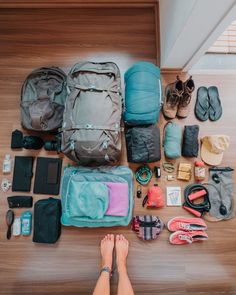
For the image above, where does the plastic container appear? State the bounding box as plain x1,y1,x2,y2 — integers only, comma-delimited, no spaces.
2,154,12,174
21,211,32,236
194,161,205,181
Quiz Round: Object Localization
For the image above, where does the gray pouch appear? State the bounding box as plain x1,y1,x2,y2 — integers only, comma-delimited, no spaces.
208,167,234,220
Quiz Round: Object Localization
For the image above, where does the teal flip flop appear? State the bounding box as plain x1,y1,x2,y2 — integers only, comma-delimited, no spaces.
208,86,223,121
194,86,209,121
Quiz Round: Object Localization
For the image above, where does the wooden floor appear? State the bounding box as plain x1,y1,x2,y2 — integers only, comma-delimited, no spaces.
0,6,236,295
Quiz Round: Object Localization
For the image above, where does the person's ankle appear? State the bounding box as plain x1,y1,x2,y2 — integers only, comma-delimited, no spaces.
117,261,127,273
102,258,112,270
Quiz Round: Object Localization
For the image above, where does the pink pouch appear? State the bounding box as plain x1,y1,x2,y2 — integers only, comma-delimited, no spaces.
104,182,129,216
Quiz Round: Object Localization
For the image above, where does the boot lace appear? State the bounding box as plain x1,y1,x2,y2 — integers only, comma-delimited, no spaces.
179,91,191,107
179,234,192,243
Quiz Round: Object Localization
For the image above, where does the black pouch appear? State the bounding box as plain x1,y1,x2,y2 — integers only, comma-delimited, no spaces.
33,157,62,195
33,198,61,244
182,125,199,157
7,196,33,208
126,125,161,163
11,129,23,149
12,156,34,192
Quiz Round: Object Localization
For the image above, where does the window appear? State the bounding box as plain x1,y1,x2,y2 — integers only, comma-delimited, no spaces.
208,20,236,54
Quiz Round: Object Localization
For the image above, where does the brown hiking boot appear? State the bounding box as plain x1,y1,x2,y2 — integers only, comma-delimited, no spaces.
177,76,195,118
163,76,184,119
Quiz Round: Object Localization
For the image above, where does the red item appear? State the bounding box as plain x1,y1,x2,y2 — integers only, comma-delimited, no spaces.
183,206,202,217
194,161,205,181
195,161,205,167
146,184,164,208
188,189,207,201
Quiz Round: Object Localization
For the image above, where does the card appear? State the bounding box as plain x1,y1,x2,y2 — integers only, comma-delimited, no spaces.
166,186,182,206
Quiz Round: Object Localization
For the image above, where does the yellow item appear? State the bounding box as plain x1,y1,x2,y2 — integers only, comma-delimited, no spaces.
177,163,192,181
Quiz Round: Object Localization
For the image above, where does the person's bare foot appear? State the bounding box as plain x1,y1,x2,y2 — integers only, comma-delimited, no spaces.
101,234,114,269
115,234,129,272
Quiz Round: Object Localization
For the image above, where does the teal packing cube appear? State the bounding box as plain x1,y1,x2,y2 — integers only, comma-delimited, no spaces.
163,122,182,159
123,61,162,125
61,166,134,228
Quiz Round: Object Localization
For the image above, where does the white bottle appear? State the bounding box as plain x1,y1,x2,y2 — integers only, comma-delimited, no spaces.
13,218,21,236
2,154,12,174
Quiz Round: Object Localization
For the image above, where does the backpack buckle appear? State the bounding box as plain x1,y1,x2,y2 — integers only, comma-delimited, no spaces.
89,85,96,91
85,124,93,129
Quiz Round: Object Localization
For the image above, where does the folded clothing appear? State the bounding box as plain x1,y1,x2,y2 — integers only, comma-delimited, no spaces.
125,125,161,163
104,182,129,217
69,182,109,219
132,215,164,241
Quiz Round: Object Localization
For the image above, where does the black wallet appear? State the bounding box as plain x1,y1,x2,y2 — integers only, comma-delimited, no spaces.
7,196,33,208
33,157,62,195
11,129,23,149
12,156,34,192
33,198,62,244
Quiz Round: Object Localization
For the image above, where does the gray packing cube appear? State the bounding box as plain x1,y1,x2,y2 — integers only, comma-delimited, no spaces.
182,125,199,157
163,122,182,159
125,125,161,163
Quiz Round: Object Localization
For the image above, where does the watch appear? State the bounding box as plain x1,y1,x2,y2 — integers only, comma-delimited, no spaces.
100,266,112,277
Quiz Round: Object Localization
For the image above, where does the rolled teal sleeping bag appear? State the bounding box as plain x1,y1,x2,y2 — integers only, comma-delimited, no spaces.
124,61,162,125
163,122,182,159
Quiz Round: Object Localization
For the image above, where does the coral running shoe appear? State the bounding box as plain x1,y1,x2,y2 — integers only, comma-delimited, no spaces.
169,230,208,245
167,217,207,232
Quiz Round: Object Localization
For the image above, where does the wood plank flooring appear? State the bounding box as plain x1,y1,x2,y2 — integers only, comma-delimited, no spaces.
0,6,236,295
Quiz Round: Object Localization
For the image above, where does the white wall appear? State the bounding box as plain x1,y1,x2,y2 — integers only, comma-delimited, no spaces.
159,0,236,69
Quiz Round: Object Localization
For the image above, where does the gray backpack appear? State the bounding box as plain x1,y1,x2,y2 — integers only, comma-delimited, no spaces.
60,62,122,165
21,67,67,131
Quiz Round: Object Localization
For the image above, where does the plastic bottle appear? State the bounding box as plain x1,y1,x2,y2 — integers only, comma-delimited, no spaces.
2,154,12,174
194,161,205,181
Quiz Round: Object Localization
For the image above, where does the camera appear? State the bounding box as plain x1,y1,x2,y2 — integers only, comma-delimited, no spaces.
44,135,61,153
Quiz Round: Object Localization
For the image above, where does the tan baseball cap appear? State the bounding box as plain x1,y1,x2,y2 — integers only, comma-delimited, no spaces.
201,135,230,166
